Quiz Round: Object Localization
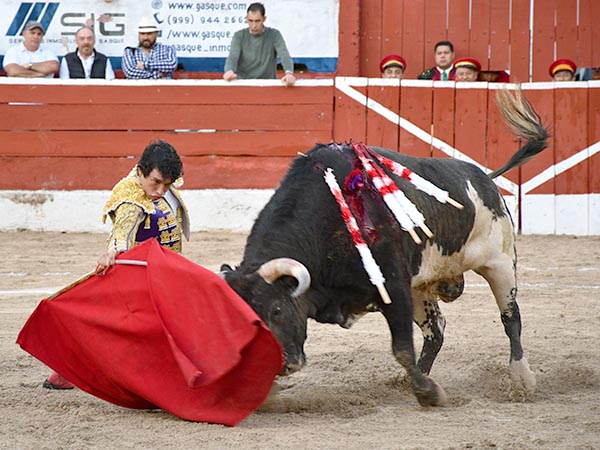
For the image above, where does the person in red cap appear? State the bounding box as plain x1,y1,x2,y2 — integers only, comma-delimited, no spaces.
454,57,481,82
380,54,406,79
549,58,577,81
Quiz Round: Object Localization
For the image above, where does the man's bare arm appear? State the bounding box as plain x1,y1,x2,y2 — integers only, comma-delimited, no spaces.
31,60,59,76
4,60,58,78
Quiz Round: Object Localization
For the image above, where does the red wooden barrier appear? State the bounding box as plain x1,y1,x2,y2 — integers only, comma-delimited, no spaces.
1,79,598,234
344,0,600,81
1,79,598,198
590,88,600,194
0,80,334,190
398,82,433,158
402,0,428,80
510,0,532,83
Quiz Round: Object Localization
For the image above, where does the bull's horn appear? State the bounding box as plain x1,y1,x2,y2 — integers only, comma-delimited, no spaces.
257,258,311,298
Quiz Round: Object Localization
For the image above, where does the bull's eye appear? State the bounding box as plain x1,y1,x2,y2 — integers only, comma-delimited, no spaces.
271,305,282,320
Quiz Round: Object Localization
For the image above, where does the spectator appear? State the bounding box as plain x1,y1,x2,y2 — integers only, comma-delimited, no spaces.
418,40,455,81
2,21,58,78
223,2,295,86
122,17,178,79
59,26,115,79
454,57,481,82
380,54,406,79
549,58,577,81
478,70,510,83
43,139,190,389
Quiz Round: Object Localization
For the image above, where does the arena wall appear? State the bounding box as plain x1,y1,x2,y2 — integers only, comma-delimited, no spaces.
1,78,598,235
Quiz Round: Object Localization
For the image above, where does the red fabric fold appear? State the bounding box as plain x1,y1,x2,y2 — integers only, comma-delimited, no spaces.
17,239,282,426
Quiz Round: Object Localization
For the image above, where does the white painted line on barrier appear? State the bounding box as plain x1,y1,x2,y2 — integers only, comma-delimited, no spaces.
522,141,600,194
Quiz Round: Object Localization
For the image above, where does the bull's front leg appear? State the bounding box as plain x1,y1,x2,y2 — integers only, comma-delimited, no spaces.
411,291,446,375
380,283,447,407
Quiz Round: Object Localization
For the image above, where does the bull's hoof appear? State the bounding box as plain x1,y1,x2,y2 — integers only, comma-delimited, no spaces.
510,358,536,393
414,376,447,407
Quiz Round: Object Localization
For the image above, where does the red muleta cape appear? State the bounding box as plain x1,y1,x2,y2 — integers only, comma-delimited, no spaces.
17,239,283,426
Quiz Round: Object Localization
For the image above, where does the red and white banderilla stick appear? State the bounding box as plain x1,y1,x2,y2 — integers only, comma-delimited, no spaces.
323,168,392,305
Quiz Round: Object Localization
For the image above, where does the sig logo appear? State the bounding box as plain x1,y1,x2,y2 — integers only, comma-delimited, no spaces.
61,13,125,37
6,2,59,36
6,2,126,37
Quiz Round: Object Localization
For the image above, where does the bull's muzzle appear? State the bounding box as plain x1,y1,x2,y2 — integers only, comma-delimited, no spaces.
280,353,306,376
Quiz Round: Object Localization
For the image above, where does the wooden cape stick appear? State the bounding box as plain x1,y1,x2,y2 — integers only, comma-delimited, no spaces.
47,260,148,301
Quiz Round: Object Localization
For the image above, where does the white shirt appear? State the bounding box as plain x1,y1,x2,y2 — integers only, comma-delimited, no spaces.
59,50,115,79
436,64,454,78
3,43,59,78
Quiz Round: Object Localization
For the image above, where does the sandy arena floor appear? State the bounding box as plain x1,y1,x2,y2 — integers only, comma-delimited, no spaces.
1,231,599,449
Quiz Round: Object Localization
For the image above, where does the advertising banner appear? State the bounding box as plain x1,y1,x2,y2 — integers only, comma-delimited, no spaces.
1,0,338,72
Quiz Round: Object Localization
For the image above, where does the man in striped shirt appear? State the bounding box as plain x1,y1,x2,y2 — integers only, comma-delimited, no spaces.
122,17,178,79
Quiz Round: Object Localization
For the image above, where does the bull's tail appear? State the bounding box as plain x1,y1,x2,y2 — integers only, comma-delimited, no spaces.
488,87,550,179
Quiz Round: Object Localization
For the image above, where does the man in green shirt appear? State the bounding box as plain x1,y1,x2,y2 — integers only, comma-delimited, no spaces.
223,2,296,86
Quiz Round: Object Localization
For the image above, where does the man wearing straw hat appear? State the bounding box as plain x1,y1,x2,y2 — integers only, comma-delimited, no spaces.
122,16,178,79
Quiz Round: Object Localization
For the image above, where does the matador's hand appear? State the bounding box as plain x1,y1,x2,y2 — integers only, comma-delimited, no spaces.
97,249,119,274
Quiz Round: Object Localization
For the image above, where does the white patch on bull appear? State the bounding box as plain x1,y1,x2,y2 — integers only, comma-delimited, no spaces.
411,290,440,339
412,181,515,293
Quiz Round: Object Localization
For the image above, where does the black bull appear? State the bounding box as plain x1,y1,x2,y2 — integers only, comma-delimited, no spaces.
221,89,549,407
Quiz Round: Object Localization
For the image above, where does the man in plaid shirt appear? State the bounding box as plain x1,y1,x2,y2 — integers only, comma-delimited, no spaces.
123,17,178,79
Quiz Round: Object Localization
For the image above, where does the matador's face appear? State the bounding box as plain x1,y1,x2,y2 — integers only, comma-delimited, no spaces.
138,167,172,201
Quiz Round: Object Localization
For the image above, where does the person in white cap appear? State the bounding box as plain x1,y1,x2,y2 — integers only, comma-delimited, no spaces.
122,17,178,79
3,20,58,78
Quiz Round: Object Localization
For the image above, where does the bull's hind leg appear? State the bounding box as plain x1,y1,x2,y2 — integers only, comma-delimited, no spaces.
380,284,447,407
476,254,536,393
412,291,446,375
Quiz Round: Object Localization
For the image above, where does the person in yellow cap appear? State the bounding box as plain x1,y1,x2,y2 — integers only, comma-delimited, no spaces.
379,54,407,79
549,58,577,81
454,57,481,82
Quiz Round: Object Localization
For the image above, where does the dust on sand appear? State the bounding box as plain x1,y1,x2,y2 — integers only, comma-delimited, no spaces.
1,232,599,449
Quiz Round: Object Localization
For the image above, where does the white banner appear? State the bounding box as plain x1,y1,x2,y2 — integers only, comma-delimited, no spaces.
1,0,338,71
